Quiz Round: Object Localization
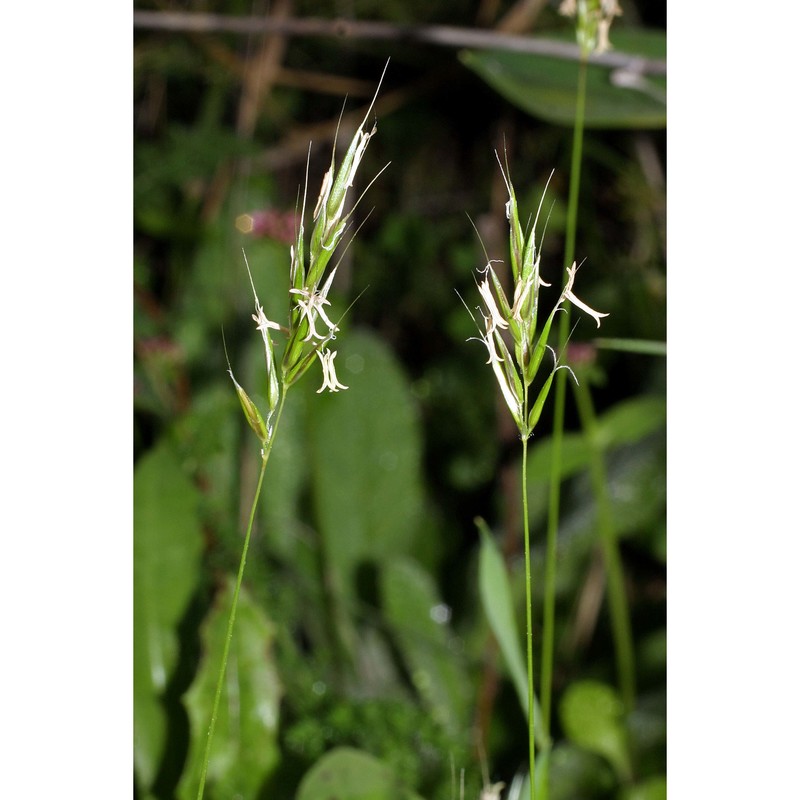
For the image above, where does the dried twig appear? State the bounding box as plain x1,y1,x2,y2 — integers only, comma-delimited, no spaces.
133,11,666,76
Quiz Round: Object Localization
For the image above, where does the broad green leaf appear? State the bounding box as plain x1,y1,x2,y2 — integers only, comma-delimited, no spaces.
296,747,425,800
309,328,426,599
134,442,204,791
562,432,665,549
527,429,592,485
526,395,666,488
461,29,666,129
381,558,470,736
559,680,632,783
524,395,666,540
177,577,281,800
595,395,666,450
602,436,666,539
477,521,545,746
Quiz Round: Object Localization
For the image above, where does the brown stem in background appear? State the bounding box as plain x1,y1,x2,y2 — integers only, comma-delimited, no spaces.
134,11,666,75
236,0,292,137
496,0,550,33
564,547,606,658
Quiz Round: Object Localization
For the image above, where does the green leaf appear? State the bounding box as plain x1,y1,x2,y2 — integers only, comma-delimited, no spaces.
256,384,310,563
543,743,616,800
174,218,289,366
177,577,281,800
477,522,541,730
601,435,666,539
296,747,425,800
595,395,666,450
525,394,666,488
381,558,470,736
620,776,667,800
559,680,632,783
461,29,666,129
527,368,557,434
594,338,667,357
134,442,204,792
309,328,426,599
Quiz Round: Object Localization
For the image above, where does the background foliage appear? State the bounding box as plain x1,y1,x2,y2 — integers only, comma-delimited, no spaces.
134,2,666,798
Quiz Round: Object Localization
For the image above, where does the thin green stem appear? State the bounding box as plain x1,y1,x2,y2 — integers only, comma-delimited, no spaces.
563,58,587,274
521,434,536,800
572,377,636,714
541,56,588,742
195,392,287,800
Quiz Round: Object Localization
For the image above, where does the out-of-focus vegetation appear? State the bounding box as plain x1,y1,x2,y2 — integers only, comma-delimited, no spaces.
134,2,665,798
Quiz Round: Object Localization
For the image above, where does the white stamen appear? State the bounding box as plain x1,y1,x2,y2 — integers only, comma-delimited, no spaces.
316,348,348,393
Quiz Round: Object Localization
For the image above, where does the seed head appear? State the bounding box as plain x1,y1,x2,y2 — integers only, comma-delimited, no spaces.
559,0,623,55
465,158,609,438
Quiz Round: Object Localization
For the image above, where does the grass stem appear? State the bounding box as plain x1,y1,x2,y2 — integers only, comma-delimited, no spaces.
195,393,287,800
521,434,536,800
541,55,588,743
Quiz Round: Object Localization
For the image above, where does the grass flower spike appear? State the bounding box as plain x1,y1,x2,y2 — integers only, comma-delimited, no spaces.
559,0,623,55
467,157,608,441
200,65,388,800
466,154,608,800
228,63,388,431
281,63,389,389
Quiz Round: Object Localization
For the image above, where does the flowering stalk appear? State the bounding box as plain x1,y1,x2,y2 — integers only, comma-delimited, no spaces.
540,2,625,769
466,154,607,800
196,65,387,800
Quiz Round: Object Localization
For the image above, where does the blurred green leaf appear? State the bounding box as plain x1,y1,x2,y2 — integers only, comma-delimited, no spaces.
559,680,632,783
620,776,667,800
134,442,204,792
637,629,667,687
627,692,667,777
172,384,242,551
461,29,666,129
513,748,552,800
476,520,545,746
174,226,289,364
544,743,616,800
595,395,666,450
381,558,469,736
602,435,666,539
256,373,311,564
527,431,592,487
594,338,667,356
525,394,666,503
528,395,666,546
309,328,426,598
296,747,425,800
177,578,281,800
